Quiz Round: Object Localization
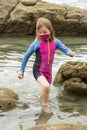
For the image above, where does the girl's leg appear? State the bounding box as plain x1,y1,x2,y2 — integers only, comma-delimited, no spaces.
37,75,51,113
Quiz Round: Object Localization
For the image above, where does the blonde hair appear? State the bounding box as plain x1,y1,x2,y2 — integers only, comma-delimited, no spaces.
36,17,55,41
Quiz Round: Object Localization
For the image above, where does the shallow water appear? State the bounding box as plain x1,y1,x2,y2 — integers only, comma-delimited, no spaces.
0,36,87,130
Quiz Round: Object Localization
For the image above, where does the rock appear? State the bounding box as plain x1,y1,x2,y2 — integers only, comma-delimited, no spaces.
0,0,87,36
21,0,37,6
0,0,18,33
27,124,87,130
0,87,18,111
0,87,29,111
53,61,87,94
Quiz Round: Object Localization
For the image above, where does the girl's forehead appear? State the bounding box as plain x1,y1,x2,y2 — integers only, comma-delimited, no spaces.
38,26,50,32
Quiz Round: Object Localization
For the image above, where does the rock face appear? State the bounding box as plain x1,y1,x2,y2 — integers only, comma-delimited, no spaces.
53,61,87,94
0,0,18,33
27,124,87,130
0,0,87,36
0,87,18,111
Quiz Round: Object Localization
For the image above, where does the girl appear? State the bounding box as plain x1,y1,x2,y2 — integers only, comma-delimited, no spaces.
18,17,74,113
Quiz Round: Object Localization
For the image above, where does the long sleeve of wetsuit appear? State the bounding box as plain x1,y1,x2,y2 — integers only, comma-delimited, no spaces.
20,40,40,72
54,38,72,54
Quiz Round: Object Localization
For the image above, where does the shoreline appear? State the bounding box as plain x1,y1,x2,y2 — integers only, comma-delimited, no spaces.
0,35,87,45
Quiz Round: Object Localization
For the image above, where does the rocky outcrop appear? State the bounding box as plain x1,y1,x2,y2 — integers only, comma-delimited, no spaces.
53,61,87,94
0,0,18,33
0,0,87,36
27,124,87,130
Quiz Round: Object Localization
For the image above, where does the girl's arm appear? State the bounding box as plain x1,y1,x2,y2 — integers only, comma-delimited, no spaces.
54,38,74,56
18,40,40,77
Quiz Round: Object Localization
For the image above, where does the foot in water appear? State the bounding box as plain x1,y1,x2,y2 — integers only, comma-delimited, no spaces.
43,103,51,113
40,96,52,113
35,107,53,125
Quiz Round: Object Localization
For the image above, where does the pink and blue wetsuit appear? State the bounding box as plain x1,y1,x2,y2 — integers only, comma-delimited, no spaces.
20,38,72,84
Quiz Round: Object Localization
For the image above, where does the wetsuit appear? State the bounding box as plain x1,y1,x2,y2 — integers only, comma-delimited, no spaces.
20,38,71,83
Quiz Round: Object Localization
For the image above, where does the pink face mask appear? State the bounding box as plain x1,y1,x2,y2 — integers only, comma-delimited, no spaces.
39,34,50,41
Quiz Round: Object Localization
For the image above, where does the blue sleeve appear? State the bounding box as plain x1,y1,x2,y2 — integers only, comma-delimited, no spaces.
20,40,40,72
54,38,72,54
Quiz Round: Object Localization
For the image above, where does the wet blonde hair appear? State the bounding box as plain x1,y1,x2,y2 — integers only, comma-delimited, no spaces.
36,17,55,41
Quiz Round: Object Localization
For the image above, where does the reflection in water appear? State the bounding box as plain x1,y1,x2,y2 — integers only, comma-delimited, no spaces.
0,36,87,130
19,121,23,130
35,110,53,125
58,91,87,115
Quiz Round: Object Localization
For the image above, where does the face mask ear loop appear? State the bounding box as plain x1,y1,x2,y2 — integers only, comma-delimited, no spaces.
48,40,50,64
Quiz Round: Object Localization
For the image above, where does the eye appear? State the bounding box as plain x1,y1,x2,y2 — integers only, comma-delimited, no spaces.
43,31,49,34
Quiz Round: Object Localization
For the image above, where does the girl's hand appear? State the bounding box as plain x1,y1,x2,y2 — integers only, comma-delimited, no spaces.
18,72,24,79
67,52,75,57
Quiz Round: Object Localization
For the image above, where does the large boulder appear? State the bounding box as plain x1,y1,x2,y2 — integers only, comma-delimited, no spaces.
0,0,87,36
0,0,18,33
27,124,87,130
53,61,87,94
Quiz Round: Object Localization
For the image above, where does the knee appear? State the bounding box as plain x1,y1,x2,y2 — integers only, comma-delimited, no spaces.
43,83,50,93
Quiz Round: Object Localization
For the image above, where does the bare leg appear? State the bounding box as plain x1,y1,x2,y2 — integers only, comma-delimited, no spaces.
37,75,51,113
